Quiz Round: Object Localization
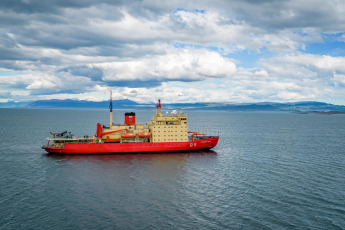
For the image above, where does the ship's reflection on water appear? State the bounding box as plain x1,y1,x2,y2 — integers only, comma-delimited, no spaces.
46,150,217,160
45,150,218,175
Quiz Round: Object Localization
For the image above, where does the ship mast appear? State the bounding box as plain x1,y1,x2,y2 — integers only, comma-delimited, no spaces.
110,91,113,126
156,99,162,115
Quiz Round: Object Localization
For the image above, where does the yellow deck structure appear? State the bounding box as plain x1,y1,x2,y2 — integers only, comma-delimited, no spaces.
101,100,188,143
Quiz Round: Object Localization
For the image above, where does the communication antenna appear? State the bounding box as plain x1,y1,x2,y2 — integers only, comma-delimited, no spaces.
109,91,113,126
156,99,162,114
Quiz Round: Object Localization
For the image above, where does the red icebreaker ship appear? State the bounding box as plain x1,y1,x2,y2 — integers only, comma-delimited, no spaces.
43,93,219,154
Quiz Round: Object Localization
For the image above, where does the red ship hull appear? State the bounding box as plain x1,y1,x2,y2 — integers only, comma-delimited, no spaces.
44,137,219,154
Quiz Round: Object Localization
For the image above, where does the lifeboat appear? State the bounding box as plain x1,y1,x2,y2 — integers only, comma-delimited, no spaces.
104,136,120,143
121,133,137,138
139,132,151,137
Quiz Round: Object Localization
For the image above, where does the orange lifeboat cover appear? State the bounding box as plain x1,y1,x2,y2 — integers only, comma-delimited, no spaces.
139,132,151,137
121,133,136,138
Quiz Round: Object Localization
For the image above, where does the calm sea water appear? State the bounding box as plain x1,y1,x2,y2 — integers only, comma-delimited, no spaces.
0,108,344,229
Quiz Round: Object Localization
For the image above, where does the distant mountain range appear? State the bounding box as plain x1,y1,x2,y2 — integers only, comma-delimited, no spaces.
166,101,345,112
1,99,345,112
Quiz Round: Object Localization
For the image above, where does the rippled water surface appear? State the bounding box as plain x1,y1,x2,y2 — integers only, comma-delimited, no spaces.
1,109,345,229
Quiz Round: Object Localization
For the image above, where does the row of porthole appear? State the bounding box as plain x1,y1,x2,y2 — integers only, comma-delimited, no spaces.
153,139,187,142
154,131,185,132
154,134,184,137
155,126,184,128
153,129,187,131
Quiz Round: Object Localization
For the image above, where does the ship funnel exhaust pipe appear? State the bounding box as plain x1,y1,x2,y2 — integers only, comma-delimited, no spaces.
110,91,113,126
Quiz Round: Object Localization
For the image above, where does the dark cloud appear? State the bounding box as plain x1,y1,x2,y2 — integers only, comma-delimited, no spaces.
227,0,345,31
0,81,28,90
104,76,204,88
0,0,126,14
0,33,40,64
0,33,18,48
0,92,11,98
6,18,124,51
0,0,60,14
0,61,26,70
28,88,88,95
0,12,29,26
59,66,103,80
0,48,38,62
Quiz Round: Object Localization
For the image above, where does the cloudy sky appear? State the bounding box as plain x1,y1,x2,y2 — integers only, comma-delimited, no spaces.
1,0,345,105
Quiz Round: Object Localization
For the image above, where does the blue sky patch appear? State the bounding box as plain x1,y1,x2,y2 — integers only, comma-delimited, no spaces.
173,42,224,53
0,72,21,76
174,42,272,68
175,8,206,14
225,47,273,69
303,33,345,56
